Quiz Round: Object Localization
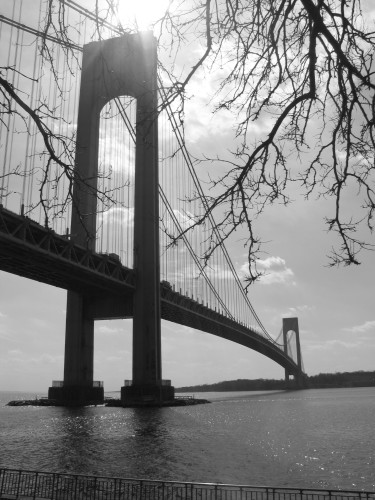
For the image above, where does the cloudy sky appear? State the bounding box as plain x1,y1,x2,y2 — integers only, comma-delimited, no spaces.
0,0,374,393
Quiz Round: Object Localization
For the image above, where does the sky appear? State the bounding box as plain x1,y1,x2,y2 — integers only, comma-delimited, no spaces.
0,0,375,393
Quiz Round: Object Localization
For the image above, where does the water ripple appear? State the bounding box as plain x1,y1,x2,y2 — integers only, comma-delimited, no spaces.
1,388,374,490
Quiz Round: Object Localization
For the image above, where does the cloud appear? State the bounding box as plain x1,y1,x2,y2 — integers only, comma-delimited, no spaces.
343,320,375,334
99,206,134,227
204,264,234,280
0,330,11,341
98,98,136,177
52,122,77,136
97,325,122,335
30,317,49,329
30,353,63,364
172,210,197,231
2,350,62,365
98,140,135,176
181,33,280,143
306,339,364,351
362,0,375,22
185,106,233,144
160,209,198,243
283,305,315,317
9,349,22,356
2,349,24,363
95,350,131,366
239,256,296,285
163,261,235,289
104,355,123,362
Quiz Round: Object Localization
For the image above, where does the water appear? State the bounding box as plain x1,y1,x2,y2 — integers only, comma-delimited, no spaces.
0,388,374,491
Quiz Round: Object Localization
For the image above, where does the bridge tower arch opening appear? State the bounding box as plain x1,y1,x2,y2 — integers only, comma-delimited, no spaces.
96,95,136,267
48,32,174,405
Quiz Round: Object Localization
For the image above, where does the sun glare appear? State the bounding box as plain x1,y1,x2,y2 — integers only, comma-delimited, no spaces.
116,0,170,31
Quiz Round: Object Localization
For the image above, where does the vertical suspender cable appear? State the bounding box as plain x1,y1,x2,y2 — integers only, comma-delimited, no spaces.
2,1,20,210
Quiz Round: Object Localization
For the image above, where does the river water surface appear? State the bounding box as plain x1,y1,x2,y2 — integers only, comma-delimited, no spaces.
0,388,374,491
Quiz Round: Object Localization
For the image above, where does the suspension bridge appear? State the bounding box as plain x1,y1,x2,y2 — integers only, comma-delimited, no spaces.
0,0,306,405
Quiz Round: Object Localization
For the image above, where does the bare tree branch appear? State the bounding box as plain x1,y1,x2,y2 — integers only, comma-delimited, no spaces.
154,0,375,280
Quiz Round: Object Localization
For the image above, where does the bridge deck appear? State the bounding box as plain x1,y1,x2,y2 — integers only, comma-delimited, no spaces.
0,207,299,375
0,207,135,295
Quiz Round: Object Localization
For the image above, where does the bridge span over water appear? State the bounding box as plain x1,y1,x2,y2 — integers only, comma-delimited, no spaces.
0,0,305,404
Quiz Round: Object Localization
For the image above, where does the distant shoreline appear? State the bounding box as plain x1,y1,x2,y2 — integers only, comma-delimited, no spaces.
2,370,374,396
177,370,375,393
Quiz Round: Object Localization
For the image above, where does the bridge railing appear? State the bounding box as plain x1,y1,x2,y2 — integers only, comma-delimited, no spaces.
0,468,374,500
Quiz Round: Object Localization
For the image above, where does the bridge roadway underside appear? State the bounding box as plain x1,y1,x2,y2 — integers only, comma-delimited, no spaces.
0,208,299,376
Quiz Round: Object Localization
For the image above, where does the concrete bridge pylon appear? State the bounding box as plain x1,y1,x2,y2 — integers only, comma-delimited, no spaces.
48,32,174,405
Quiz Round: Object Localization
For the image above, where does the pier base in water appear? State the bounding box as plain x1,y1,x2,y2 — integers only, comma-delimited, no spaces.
120,384,175,406
48,385,104,406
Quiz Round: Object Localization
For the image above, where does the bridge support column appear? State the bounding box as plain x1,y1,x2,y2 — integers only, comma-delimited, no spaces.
120,34,174,405
48,292,103,404
48,34,105,405
283,317,304,390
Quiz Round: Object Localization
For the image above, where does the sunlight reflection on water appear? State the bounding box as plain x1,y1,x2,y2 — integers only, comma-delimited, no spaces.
0,388,374,490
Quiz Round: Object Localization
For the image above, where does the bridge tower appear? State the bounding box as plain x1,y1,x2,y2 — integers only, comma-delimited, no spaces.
282,317,304,389
48,33,174,405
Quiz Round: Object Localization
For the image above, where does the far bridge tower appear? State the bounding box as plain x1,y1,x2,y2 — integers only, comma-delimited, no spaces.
283,317,305,389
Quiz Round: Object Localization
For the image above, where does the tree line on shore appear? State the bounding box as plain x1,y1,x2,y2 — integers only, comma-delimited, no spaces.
177,370,375,392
